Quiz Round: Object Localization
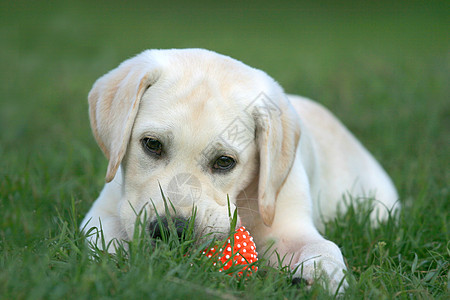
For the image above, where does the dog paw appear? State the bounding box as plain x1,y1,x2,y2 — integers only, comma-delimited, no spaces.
292,256,348,294
291,240,348,294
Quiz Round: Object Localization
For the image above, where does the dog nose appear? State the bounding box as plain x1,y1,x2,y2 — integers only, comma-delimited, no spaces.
148,217,189,240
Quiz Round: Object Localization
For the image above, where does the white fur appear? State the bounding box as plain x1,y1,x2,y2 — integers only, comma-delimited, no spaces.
81,49,399,294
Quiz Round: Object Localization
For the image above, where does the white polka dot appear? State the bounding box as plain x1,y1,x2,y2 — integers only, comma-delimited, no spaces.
227,247,231,252
251,246,254,250
250,237,253,241
219,269,222,272
237,244,241,248
243,249,246,253
241,258,245,262
202,251,206,254
243,235,246,239
219,248,223,252
226,255,230,259
213,263,216,266
236,236,239,239
207,255,212,258
210,248,214,251
243,242,247,246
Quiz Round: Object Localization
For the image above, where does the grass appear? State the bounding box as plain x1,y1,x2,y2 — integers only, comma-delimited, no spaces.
0,0,448,298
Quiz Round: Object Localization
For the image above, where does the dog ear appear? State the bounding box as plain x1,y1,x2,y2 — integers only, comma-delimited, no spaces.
252,93,301,227
88,51,161,182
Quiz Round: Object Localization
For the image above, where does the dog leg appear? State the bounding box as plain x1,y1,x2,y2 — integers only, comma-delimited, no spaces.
291,238,347,294
260,160,348,294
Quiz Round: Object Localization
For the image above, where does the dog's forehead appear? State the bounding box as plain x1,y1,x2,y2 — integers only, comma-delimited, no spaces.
150,49,272,99
131,50,279,155
134,75,257,154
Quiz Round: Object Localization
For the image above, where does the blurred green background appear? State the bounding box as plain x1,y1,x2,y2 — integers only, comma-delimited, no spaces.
0,0,448,298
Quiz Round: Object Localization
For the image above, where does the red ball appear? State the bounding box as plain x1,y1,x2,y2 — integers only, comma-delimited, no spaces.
203,226,258,276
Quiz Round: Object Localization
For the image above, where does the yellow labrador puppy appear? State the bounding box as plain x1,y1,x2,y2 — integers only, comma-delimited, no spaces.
81,49,399,293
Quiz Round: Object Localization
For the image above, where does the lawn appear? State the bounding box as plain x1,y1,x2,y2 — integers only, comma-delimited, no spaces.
0,0,448,299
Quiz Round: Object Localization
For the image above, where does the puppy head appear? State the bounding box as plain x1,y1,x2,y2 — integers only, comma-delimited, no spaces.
88,49,300,239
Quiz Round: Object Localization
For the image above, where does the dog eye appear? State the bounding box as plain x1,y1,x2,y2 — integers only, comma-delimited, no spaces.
142,137,162,156
212,156,236,171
